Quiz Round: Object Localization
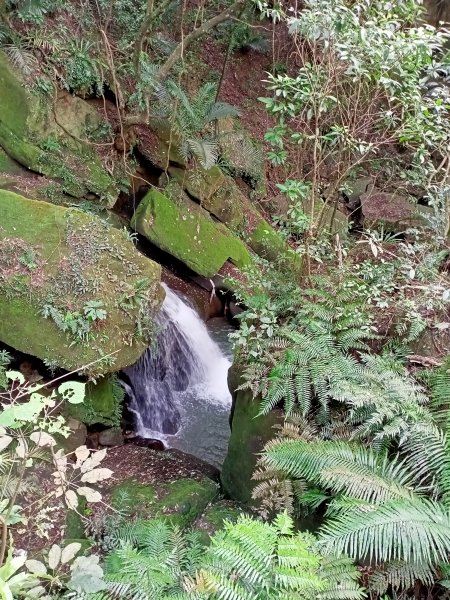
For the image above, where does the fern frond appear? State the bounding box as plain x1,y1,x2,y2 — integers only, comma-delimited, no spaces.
319,498,450,566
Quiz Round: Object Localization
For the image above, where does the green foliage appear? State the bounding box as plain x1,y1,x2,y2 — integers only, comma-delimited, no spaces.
69,514,363,600
131,70,240,169
259,0,450,250
254,393,450,595
40,301,107,344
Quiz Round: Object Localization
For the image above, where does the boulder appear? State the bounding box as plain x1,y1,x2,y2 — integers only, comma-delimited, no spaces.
360,190,433,230
194,499,246,544
168,166,294,264
62,418,88,454
0,191,164,375
65,375,124,427
110,477,219,528
131,188,252,278
98,427,124,447
221,367,283,503
0,52,117,204
137,121,187,170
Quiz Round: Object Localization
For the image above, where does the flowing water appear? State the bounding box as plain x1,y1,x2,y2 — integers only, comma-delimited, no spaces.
122,284,233,467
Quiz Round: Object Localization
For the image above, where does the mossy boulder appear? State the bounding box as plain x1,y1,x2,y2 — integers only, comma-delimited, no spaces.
65,375,123,426
0,147,26,175
131,188,252,278
221,368,283,504
168,166,295,266
0,52,117,204
110,477,219,528
0,191,163,375
137,121,187,169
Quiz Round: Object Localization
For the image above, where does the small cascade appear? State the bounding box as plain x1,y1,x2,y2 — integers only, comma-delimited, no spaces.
122,284,233,466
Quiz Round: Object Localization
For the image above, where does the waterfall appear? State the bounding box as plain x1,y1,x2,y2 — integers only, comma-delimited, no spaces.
122,284,232,465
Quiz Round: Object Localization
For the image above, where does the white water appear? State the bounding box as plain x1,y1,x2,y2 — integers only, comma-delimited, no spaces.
122,284,233,467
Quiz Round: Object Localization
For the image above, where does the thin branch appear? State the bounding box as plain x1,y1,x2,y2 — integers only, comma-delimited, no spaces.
156,0,247,82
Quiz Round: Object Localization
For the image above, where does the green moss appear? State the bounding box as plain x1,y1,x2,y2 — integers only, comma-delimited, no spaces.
221,388,283,504
65,496,87,539
131,189,252,278
0,52,117,203
111,477,219,528
0,148,26,175
0,191,163,375
167,165,295,268
195,500,245,544
65,375,123,426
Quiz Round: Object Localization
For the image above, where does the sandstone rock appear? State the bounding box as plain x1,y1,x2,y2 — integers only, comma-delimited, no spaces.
360,191,433,230
63,418,87,454
0,191,164,375
221,367,284,503
131,188,251,278
66,376,124,426
0,52,117,204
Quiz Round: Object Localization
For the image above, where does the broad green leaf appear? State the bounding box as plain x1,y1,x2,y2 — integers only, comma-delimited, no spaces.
25,560,47,575
79,449,106,473
77,487,101,503
61,543,82,565
6,371,24,385
74,445,90,467
58,381,85,405
0,394,46,428
65,490,78,510
0,437,12,452
48,545,61,570
30,431,56,447
80,468,113,483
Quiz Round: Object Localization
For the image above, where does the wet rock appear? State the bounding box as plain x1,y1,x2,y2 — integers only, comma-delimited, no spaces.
99,427,124,447
110,476,219,528
221,366,283,503
0,52,118,204
360,190,433,230
131,188,251,278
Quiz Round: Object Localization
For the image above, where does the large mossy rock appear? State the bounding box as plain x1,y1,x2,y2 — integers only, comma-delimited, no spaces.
110,477,219,528
0,191,163,375
65,375,124,426
221,368,283,504
168,166,295,264
131,188,252,278
0,52,117,204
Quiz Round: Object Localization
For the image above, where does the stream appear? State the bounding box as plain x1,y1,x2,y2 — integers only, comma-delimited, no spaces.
121,284,233,467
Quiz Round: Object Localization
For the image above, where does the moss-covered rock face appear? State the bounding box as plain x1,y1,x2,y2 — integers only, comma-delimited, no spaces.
0,53,118,205
110,477,219,528
167,165,295,266
131,188,252,278
0,191,163,375
65,375,123,426
221,369,283,504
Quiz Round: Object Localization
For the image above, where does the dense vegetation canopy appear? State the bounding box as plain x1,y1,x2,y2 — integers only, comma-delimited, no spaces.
1,0,450,598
